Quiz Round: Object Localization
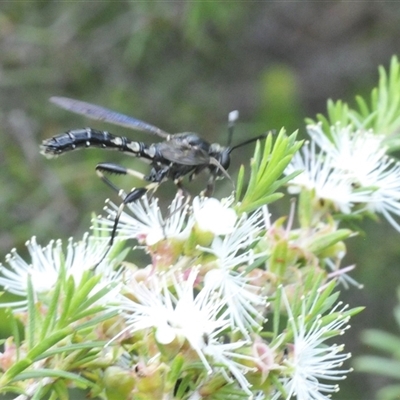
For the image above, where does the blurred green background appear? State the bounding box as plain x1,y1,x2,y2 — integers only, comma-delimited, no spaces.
1,2,400,399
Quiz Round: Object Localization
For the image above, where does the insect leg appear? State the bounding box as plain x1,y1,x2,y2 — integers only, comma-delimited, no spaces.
109,187,148,246
202,174,216,197
96,162,146,194
95,162,152,246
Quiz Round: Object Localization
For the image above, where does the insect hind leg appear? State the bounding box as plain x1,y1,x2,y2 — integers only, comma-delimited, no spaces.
95,162,154,246
109,187,148,246
96,162,146,194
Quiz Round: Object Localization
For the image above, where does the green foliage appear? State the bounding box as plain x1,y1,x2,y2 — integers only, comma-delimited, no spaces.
355,286,400,399
308,56,400,152
235,129,302,214
0,270,118,397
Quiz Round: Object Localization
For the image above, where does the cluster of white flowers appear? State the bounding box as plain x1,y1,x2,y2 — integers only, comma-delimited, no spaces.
286,123,400,230
0,192,356,399
0,233,118,311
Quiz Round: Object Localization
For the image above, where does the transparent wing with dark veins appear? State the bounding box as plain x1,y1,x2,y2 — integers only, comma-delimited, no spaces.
157,140,210,165
50,96,170,138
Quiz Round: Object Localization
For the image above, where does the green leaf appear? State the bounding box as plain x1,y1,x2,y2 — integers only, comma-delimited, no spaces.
377,384,400,400
165,354,185,392
27,327,73,360
307,229,352,255
306,281,337,317
0,385,26,395
236,129,301,213
52,380,69,400
74,309,118,331
67,273,102,316
361,329,400,356
9,310,21,358
272,286,283,339
26,275,37,350
354,356,400,379
38,341,107,360
40,273,63,341
13,369,94,388
0,358,32,386
57,275,76,328
235,165,245,201
354,94,370,119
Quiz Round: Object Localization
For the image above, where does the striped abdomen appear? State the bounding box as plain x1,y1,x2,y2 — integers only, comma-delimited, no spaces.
40,128,148,159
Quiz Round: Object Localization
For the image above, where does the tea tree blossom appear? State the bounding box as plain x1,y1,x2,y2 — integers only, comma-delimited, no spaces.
286,123,400,230
201,268,267,338
0,233,114,310
285,138,369,214
192,196,238,235
198,208,265,268
274,289,352,400
309,124,400,218
102,193,191,245
6,56,395,397
113,270,256,394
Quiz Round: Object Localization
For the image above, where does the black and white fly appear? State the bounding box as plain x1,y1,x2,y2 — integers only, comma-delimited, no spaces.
41,97,268,244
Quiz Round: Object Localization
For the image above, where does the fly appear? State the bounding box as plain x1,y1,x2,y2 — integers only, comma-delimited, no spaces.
41,97,269,246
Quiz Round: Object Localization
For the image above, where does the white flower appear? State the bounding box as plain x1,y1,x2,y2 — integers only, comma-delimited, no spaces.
196,208,267,337
307,123,385,171
193,196,238,235
0,233,115,310
114,270,227,357
100,193,190,246
199,208,265,267
313,123,400,231
275,289,352,400
202,337,256,395
118,271,227,349
285,139,368,214
361,158,400,230
286,123,400,231
202,268,266,339
113,270,255,394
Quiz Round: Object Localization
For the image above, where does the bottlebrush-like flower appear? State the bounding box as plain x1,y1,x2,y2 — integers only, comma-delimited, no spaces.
198,208,267,337
285,137,368,214
101,193,191,246
274,289,352,400
112,270,256,394
0,233,114,310
286,123,400,231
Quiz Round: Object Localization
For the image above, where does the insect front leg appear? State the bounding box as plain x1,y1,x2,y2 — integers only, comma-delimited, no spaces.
201,173,216,197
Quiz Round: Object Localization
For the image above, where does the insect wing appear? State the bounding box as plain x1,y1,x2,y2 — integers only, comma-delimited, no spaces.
50,96,170,138
157,140,210,166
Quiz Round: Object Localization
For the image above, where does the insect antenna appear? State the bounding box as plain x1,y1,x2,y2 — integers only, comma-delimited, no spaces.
226,109,273,153
229,130,274,154
227,110,239,147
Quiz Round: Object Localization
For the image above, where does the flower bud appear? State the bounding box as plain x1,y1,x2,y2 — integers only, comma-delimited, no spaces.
104,366,135,400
